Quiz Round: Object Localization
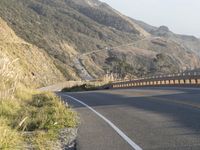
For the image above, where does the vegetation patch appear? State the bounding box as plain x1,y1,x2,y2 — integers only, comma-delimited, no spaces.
62,81,108,92
0,58,78,150
0,89,78,149
0,118,23,150
62,84,99,92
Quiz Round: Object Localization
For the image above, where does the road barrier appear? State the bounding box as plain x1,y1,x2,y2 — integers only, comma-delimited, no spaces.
109,72,200,89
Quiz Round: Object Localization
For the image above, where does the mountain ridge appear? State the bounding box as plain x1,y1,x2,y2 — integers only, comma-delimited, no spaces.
0,0,200,85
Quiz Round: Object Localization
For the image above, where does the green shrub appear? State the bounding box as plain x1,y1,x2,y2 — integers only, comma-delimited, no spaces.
0,99,20,120
62,83,99,92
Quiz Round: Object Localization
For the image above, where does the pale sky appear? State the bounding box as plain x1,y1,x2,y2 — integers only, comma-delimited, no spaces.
100,0,200,38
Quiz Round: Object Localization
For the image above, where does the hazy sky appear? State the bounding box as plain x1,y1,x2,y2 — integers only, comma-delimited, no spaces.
100,0,200,37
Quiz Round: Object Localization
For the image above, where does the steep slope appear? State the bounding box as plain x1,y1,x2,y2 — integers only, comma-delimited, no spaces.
0,17,65,87
132,18,157,33
0,0,200,81
0,0,141,52
0,0,143,80
68,0,150,37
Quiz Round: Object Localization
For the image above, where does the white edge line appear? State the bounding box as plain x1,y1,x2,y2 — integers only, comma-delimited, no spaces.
64,94,143,150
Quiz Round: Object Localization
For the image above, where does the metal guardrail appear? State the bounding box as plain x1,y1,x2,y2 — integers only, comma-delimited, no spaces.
110,72,200,89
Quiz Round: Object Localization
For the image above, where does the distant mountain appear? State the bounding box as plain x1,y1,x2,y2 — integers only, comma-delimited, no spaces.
133,20,200,55
152,26,200,54
0,0,200,85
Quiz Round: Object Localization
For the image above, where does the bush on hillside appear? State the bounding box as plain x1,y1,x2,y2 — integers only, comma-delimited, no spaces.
62,84,99,92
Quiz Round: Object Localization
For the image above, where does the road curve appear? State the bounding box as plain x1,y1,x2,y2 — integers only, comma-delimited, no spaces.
59,87,200,150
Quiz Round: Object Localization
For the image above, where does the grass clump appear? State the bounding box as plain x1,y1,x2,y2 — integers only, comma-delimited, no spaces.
0,90,78,149
0,118,23,150
17,92,78,132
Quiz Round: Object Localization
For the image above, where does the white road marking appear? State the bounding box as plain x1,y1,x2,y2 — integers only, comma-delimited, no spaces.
64,94,143,150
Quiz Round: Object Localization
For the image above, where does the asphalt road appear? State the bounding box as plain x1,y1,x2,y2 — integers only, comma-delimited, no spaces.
59,87,200,150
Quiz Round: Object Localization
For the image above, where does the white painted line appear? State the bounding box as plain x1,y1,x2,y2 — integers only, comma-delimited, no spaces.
64,94,143,150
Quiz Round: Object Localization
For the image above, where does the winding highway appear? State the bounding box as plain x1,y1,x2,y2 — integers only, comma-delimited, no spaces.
59,87,200,150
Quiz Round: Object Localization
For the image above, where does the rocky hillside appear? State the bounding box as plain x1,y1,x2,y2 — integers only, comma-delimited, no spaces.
0,17,65,87
0,0,200,84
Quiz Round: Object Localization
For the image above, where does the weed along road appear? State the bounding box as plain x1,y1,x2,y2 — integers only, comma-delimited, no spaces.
59,87,200,150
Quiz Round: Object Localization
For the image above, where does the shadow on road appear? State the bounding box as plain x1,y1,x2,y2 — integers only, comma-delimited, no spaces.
60,87,200,135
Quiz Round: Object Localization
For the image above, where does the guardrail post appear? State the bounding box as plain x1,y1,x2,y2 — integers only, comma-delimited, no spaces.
183,79,186,84
195,79,198,84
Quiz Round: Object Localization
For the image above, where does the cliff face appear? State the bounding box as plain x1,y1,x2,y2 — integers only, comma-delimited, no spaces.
0,0,200,84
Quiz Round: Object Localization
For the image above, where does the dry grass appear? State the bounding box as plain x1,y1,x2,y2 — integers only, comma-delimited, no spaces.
0,118,23,150
0,58,78,149
0,57,19,99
